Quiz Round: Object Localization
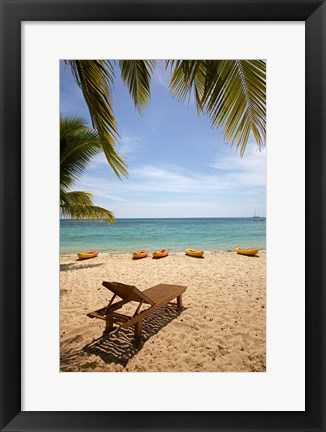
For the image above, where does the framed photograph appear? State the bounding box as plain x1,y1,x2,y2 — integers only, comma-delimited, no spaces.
1,0,325,431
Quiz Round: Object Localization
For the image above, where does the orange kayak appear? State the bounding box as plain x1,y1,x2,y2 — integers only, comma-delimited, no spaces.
132,249,148,259
77,249,99,260
152,249,169,258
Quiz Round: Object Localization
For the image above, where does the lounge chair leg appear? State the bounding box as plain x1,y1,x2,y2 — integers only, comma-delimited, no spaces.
134,320,143,339
177,294,183,309
104,316,114,333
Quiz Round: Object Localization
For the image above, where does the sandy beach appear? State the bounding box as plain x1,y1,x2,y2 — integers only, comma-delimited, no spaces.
60,251,266,372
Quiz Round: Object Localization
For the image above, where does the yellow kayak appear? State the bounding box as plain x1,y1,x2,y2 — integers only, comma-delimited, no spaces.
236,247,259,256
185,248,204,258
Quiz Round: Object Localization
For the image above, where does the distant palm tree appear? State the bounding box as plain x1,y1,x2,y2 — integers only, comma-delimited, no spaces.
65,59,266,178
60,116,115,222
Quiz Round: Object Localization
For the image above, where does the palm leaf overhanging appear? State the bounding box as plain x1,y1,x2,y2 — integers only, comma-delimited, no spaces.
119,60,156,112
66,60,266,161
66,60,156,177
67,60,127,178
60,116,115,223
167,60,266,155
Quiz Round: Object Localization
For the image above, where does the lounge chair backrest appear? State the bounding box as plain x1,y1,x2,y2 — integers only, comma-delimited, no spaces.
102,281,155,305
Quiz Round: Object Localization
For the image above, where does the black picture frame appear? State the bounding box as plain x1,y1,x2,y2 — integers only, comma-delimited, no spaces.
1,0,325,431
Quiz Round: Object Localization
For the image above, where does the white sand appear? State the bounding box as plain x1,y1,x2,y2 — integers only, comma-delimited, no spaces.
60,252,266,372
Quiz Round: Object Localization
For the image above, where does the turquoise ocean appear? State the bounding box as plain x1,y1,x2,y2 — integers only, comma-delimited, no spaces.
60,218,266,254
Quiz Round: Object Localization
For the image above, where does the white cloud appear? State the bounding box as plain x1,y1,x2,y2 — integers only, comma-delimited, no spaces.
93,197,263,219
77,157,265,198
210,146,265,169
72,141,266,217
116,134,142,158
74,157,266,217
209,145,266,187
88,133,143,168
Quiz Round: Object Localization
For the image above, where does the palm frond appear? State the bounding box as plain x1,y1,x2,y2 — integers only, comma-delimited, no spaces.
203,60,266,155
60,190,94,206
60,191,115,223
60,115,87,144
168,60,266,155
167,60,206,112
119,60,156,112
60,204,115,222
60,116,103,190
67,60,127,178
60,117,116,223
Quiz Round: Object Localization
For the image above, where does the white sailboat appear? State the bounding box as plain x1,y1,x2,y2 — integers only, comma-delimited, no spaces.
253,209,264,221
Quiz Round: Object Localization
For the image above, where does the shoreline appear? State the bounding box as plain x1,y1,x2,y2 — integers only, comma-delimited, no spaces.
60,249,267,257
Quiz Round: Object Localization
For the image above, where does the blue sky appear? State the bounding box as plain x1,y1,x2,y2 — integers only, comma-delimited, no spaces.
60,61,266,218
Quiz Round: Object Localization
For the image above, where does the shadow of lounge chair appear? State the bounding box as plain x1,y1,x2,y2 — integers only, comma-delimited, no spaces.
87,281,187,339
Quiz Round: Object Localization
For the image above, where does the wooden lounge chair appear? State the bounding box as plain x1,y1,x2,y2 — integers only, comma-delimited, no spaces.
87,281,187,339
